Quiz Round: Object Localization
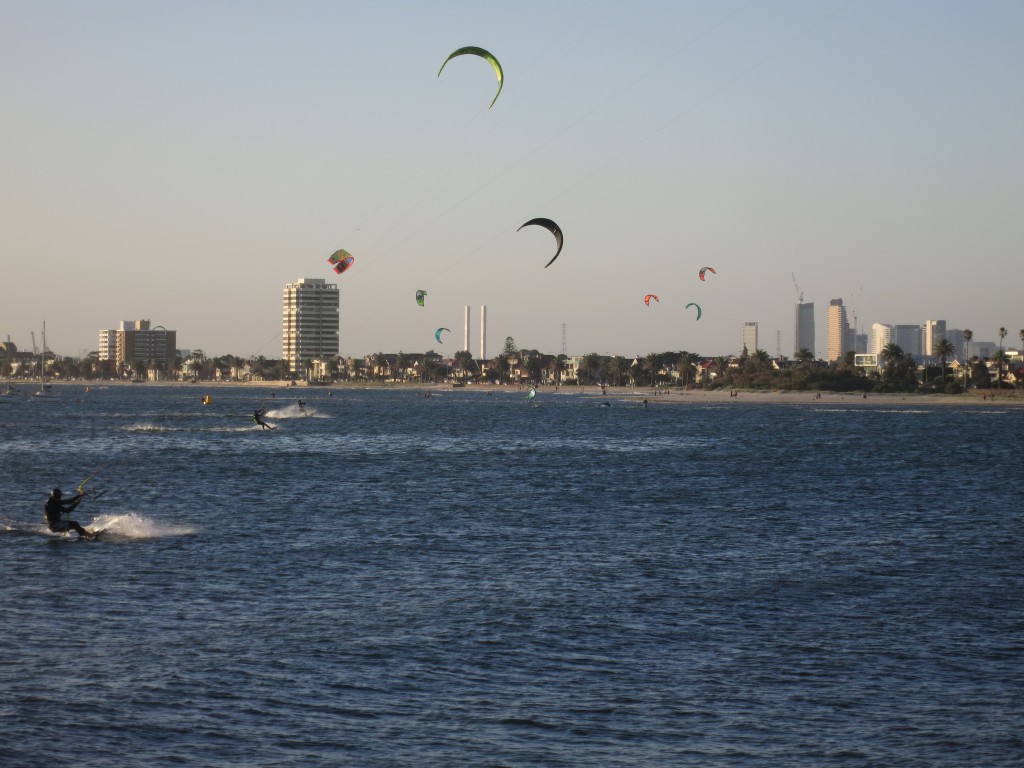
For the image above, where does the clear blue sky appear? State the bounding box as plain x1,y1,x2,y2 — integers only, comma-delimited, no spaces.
2,1,1021,360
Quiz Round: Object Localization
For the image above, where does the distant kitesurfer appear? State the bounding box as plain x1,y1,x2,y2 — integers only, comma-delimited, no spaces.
297,399,307,416
44,488,96,540
253,408,274,430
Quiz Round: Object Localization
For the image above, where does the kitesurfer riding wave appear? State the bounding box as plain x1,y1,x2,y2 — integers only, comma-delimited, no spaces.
44,488,96,540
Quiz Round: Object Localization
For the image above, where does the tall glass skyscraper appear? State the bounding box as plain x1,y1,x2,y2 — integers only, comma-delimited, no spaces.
794,302,815,358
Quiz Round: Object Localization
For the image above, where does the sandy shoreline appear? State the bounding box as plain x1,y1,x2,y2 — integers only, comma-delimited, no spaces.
58,379,1024,407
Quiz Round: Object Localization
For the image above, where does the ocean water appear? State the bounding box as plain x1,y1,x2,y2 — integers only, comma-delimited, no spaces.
1,385,1021,767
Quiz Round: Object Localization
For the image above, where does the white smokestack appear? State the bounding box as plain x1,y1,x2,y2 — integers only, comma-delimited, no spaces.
463,306,470,353
480,306,486,360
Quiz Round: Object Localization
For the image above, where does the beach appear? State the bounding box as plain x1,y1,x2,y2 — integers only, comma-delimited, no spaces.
61,378,1024,407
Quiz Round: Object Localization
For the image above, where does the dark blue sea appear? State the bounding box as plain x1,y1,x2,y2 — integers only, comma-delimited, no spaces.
1,385,1021,767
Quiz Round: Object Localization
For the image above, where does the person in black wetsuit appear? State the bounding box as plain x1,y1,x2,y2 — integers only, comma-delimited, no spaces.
253,408,274,430
44,488,94,539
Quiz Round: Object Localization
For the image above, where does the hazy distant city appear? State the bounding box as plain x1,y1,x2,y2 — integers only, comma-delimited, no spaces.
2,280,1020,393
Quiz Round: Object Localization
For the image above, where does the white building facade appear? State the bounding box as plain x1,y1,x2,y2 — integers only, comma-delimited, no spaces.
869,323,894,355
742,322,758,354
282,278,340,377
922,320,946,359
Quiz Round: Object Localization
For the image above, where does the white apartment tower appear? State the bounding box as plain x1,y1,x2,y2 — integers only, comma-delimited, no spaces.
282,278,339,377
742,322,758,354
922,320,946,358
870,323,894,355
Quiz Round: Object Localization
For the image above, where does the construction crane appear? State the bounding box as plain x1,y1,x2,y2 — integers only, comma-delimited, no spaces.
791,273,803,304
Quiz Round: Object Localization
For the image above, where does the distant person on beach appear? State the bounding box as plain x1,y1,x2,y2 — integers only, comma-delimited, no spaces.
44,488,95,539
253,408,274,430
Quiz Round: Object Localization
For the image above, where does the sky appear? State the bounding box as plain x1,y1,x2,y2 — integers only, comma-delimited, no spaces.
2,0,1021,361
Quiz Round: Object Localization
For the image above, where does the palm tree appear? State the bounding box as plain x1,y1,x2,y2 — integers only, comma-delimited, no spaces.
492,353,510,385
878,342,916,389
991,349,1009,390
962,329,972,387
879,342,904,366
880,344,905,387
998,327,1008,388
553,354,567,387
933,338,955,383
453,350,475,382
678,351,700,387
751,349,772,371
794,348,814,366
372,352,388,382
641,353,660,386
579,353,602,385
350,357,365,381
606,356,627,386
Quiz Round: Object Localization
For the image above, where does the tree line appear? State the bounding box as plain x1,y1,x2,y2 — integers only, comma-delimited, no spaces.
5,328,1021,392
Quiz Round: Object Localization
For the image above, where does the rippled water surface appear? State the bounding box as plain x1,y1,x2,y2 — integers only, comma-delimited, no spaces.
1,385,1022,766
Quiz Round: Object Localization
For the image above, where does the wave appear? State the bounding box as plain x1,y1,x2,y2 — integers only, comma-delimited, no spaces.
263,403,324,419
125,422,170,432
124,422,253,433
88,512,198,540
1,513,196,540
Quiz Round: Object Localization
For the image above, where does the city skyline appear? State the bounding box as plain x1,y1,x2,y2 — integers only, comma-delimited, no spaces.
2,2,1021,359
2,291,1020,367
6,301,1017,367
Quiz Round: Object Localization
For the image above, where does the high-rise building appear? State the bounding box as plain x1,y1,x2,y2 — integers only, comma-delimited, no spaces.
794,302,815,358
946,329,965,360
98,320,176,370
894,324,922,358
826,299,849,361
922,320,946,359
869,323,893,355
480,306,487,360
742,322,758,354
282,278,339,377
98,329,117,361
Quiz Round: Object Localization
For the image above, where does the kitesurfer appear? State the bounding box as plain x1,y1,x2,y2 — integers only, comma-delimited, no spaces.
297,400,307,416
44,488,95,539
253,408,274,430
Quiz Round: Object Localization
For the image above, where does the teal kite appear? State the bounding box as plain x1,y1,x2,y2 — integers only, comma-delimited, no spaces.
438,46,504,109
686,302,702,321
435,327,450,343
